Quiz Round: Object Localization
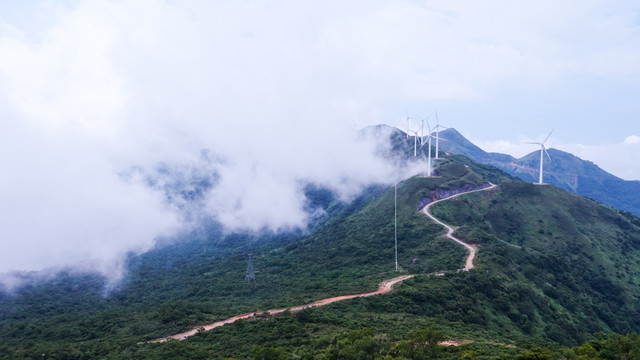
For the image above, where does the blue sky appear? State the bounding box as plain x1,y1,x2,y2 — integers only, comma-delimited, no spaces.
0,0,638,279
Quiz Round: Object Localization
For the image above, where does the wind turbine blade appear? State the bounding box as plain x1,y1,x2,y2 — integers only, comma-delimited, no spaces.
525,141,542,145
421,129,433,147
405,116,411,138
543,129,554,144
543,146,551,160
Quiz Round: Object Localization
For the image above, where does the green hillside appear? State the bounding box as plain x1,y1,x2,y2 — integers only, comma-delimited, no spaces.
1,140,640,359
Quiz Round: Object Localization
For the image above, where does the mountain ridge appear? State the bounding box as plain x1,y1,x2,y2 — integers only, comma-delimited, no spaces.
426,127,640,217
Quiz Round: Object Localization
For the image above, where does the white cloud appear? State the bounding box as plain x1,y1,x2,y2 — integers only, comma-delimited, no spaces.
0,0,407,281
0,0,639,284
624,135,640,144
473,138,531,158
473,132,560,159
0,120,181,280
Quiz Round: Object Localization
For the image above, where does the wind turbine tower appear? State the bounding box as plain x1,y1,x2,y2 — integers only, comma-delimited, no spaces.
409,123,423,157
433,111,448,160
420,115,432,147
420,120,434,176
402,117,422,157
526,130,553,184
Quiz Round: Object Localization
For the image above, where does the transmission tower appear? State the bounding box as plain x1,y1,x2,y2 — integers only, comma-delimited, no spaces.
245,253,256,282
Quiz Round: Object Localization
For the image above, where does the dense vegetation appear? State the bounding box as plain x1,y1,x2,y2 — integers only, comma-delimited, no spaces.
1,135,640,359
430,181,640,340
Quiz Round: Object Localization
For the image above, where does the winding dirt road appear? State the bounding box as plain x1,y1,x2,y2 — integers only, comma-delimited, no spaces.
149,275,414,343
148,182,497,343
422,183,497,271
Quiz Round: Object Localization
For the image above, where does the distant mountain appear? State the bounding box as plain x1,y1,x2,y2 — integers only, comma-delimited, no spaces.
437,128,640,217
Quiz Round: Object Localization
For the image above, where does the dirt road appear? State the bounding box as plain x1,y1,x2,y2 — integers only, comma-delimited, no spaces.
149,275,414,343
148,183,496,343
422,183,497,271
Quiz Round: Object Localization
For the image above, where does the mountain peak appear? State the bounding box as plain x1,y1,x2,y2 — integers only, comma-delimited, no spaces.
434,128,640,216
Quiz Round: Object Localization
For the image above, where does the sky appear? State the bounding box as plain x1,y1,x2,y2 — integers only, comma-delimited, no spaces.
0,1,639,285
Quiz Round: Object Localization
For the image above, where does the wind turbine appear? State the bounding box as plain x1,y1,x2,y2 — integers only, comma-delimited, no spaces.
420,120,434,176
432,111,448,160
410,128,419,156
406,119,423,157
403,111,416,139
419,115,432,147
526,130,553,184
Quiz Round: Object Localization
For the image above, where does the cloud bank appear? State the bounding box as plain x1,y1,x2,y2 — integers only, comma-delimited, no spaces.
0,0,638,285
0,1,409,282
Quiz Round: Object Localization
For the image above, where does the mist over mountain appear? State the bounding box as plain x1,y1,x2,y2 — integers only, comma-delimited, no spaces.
2,0,639,302
2,135,640,358
0,123,435,290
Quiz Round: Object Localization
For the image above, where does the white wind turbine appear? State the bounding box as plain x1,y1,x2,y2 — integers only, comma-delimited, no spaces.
526,130,553,184
408,121,423,157
419,115,432,147
403,111,417,139
432,111,448,160
420,120,434,176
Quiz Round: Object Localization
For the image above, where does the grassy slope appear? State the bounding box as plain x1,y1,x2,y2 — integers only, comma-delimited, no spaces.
430,181,640,337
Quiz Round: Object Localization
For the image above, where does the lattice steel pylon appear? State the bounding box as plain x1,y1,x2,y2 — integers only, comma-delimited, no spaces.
245,253,256,282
